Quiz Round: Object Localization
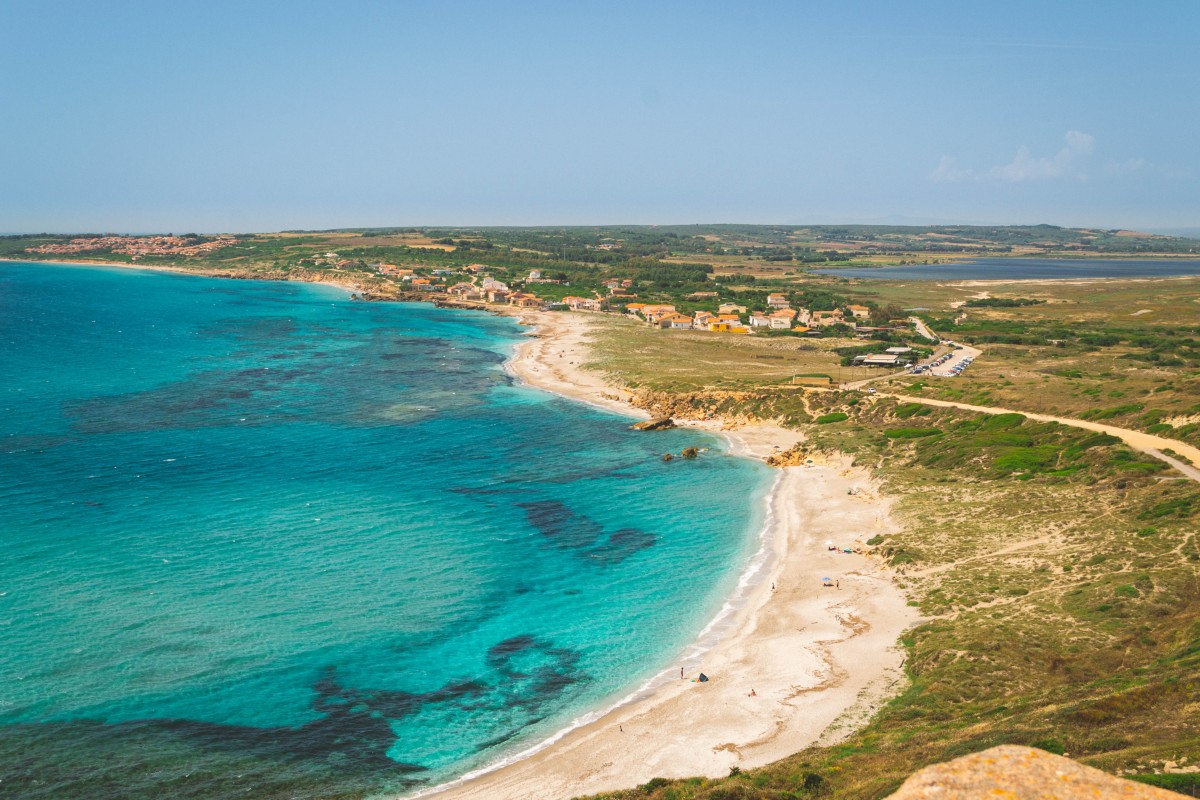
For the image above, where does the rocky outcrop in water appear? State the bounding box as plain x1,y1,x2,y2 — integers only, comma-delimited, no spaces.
631,417,675,431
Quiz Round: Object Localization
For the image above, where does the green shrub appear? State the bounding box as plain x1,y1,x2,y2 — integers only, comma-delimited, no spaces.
981,412,1026,430
1030,738,1065,755
992,445,1060,475
816,412,849,424
885,427,943,439
1130,774,1200,793
895,402,932,419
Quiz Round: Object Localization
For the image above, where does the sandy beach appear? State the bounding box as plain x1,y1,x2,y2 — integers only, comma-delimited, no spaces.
422,311,918,799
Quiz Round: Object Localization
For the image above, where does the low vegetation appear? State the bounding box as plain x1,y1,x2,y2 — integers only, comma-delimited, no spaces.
582,393,1200,800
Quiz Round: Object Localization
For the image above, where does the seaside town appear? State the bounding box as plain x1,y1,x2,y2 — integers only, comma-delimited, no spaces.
7,225,1200,800
7,0,1200,795
25,235,237,259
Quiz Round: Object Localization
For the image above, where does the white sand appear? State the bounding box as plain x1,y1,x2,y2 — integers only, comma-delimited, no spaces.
419,312,917,799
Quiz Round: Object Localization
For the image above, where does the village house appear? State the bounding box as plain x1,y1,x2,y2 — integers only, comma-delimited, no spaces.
486,289,510,303
481,277,509,292
507,292,543,308
708,320,751,334
810,309,845,327
769,308,797,329
767,293,791,309
603,279,623,290
847,304,871,319
448,283,484,300
641,304,678,324
464,264,487,273
795,307,813,326
562,296,603,311
657,313,694,330
693,311,715,328
686,291,719,301
749,312,772,328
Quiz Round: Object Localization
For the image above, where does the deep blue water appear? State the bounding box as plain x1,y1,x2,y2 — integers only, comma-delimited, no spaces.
0,262,770,799
812,257,1200,280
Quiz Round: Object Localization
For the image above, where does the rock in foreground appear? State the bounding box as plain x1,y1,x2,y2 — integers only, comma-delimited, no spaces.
631,417,675,431
886,745,1180,800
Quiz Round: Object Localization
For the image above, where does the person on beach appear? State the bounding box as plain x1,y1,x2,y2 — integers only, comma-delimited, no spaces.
748,689,757,697
680,667,684,679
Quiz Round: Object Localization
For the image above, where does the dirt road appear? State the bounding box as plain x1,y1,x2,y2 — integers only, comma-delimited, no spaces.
876,393,1200,484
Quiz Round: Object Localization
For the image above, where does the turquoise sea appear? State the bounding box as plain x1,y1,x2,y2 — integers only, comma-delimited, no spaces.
0,262,770,799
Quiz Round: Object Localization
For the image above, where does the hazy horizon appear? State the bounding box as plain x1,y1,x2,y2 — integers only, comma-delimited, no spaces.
4,1,1197,233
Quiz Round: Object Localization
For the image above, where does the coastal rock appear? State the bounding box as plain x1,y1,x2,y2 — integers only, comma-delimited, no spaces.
631,417,675,431
765,444,808,467
681,447,698,459
885,745,1179,800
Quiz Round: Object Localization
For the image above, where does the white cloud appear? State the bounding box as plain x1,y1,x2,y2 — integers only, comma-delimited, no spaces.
930,130,1102,183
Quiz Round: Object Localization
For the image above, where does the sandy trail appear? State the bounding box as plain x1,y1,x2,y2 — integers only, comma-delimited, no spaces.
419,312,917,800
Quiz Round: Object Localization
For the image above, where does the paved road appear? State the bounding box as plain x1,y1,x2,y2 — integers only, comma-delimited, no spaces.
909,316,939,342
875,393,1200,484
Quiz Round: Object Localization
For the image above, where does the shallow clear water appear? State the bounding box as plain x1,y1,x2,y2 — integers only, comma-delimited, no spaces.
812,257,1200,280
0,262,770,799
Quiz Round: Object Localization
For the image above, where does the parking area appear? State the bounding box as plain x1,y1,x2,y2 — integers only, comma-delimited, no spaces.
912,341,982,377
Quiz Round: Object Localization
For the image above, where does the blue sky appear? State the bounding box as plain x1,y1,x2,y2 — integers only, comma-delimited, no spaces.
3,0,1197,232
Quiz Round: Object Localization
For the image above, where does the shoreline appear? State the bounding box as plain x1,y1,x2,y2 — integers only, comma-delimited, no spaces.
9,257,919,798
417,311,918,800
0,256,376,296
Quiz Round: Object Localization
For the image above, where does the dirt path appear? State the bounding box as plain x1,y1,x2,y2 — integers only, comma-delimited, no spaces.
876,394,1200,484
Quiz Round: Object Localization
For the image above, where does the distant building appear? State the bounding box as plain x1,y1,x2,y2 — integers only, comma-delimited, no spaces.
769,309,797,329
563,296,603,311
767,293,790,309
507,292,543,308
658,313,693,330
847,304,871,319
852,353,903,367
810,309,845,328
749,313,771,328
